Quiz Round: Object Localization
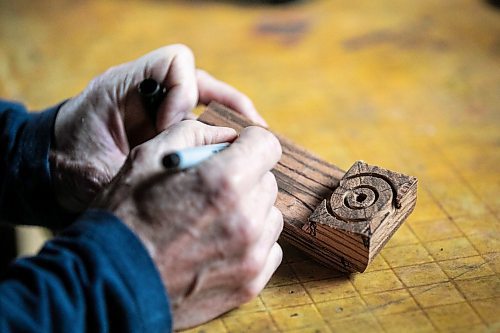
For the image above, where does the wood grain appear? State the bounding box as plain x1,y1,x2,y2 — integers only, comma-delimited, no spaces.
199,102,417,273
5,1,496,330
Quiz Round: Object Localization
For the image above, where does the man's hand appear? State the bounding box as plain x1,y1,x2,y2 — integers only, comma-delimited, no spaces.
50,44,267,212
94,120,283,329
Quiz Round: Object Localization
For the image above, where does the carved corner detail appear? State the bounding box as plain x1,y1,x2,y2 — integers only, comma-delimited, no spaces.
302,161,418,272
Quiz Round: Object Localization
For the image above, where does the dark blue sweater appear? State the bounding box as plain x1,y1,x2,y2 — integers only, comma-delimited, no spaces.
0,100,172,332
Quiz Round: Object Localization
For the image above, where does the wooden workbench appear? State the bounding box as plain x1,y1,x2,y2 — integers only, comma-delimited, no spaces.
1,0,498,332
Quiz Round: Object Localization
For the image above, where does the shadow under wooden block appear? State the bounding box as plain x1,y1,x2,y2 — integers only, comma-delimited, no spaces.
199,102,417,273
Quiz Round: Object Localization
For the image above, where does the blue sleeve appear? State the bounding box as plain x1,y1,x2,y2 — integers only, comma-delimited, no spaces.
0,209,172,333
0,100,75,229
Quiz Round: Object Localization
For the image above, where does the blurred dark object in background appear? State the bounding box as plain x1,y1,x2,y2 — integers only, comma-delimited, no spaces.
239,0,302,4
189,0,304,6
486,0,500,8
264,0,301,3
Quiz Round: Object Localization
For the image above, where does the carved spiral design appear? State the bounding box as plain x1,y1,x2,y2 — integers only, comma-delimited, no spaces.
329,174,394,222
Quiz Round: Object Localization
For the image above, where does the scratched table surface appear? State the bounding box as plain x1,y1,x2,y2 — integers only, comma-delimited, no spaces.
1,0,499,332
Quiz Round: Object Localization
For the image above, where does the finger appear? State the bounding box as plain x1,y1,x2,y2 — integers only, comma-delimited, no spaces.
241,171,279,232
122,45,195,125
134,121,237,166
154,120,237,152
243,243,283,297
155,45,199,131
201,126,281,194
254,206,283,253
188,231,282,294
197,70,268,127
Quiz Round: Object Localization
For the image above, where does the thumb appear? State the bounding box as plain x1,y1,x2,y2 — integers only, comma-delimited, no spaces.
150,120,238,155
127,120,237,176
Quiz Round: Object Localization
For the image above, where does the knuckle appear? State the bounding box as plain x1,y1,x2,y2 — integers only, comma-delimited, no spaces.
221,214,256,248
218,213,256,248
239,283,260,303
167,43,194,59
175,119,200,131
235,92,253,108
236,218,257,247
278,214,284,233
232,138,254,159
217,173,238,198
267,133,282,159
239,253,264,279
129,145,147,165
198,167,239,209
272,207,284,232
272,205,283,221
154,44,196,77
276,244,284,264
245,127,282,160
263,171,278,199
271,243,284,268
242,125,264,137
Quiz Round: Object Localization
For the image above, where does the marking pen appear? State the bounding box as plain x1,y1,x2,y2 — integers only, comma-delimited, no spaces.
162,143,229,171
138,78,167,122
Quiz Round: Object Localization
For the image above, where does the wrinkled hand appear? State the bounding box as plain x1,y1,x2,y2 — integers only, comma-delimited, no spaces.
51,44,267,212
94,120,283,329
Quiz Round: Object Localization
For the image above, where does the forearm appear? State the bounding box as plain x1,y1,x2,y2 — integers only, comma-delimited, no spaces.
0,209,171,333
0,100,74,229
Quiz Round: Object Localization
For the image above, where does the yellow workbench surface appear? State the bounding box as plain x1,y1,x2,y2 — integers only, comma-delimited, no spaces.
1,0,498,332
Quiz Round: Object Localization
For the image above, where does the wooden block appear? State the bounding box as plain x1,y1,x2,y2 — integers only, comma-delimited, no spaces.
304,162,418,272
199,102,418,273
